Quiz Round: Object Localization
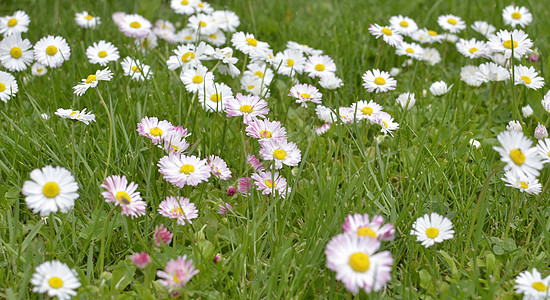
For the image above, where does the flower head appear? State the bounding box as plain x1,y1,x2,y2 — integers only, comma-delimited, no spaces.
429,81,452,96
31,260,81,300
514,268,550,299
34,35,71,68
118,14,151,38
503,5,532,28
410,213,454,247
251,171,290,198
342,213,395,241
208,155,232,180
154,224,174,247
130,252,151,268
101,175,146,219
225,93,269,124
86,40,119,66
137,116,174,145
0,34,34,72
55,108,96,125
158,154,211,187
158,196,198,226
0,11,30,36
75,11,101,29
73,68,113,96
362,69,397,93
156,255,199,291
259,138,302,169
0,70,18,102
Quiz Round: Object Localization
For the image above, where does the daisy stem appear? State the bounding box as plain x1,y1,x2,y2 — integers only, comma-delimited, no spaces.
71,121,76,173
241,54,248,75
375,40,384,69
525,172,550,244
487,82,496,134
173,219,177,250
96,88,113,179
504,190,520,240
431,246,438,296
98,206,116,276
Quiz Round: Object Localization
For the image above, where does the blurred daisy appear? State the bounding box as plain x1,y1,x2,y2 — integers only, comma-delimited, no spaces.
319,73,344,89
395,42,423,59
514,65,545,90
155,19,176,32
154,224,173,247
208,155,232,180
130,252,151,268
460,65,483,87
30,260,80,300
153,27,178,44
118,14,151,38
410,213,454,248
396,92,415,110
507,120,523,132
240,75,270,97
475,62,510,83
101,175,146,219
315,123,331,135
0,34,33,71
0,70,18,102
351,100,383,122
0,10,30,36
429,81,452,96
158,196,198,225
188,13,218,35
342,213,395,241
31,62,47,76
389,15,418,36
203,30,226,46
157,255,199,291
158,154,211,187
493,130,543,178
437,14,466,33
247,154,264,172
471,21,496,38
422,48,441,66
212,10,240,32
523,105,534,118
456,38,490,59
251,171,290,198
34,35,71,68
162,126,190,154
514,268,550,299
246,118,287,140
502,171,542,195
469,139,481,149
375,112,400,136
171,0,197,15
368,24,403,47
176,28,197,44
286,41,323,56
362,69,396,93
536,138,550,164
316,105,338,123
86,41,119,66
288,83,322,107
243,63,274,85
137,116,173,145
503,5,532,28
325,233,393,294
259,138,301,169
22,166,79,217
75,11,101,29
214,47,240,77
198,82,233,112
73,68,113,96
231,32,270,55
304,54,336,78
55,108,96,125
121,57,152,81
225,93,269,124
488,29,533,60
135,33,158,53
111,12,126,26
180,65,214,93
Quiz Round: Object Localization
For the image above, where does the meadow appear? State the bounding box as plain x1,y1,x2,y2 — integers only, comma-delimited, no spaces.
1,0,550,298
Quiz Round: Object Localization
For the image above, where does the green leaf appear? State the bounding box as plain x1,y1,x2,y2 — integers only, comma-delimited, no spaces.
492,245,504,255
419,269,432,289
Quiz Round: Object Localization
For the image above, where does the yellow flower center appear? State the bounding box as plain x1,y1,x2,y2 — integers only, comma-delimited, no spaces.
46,46,58,56
171,145,179,152
361,107,373,115
254,71,264,78
426,227,439,238
512,12,522,19
246,38,257,46
42,182,60,198
547,151,550,158
37,68,43,73
98,50,108,58
142,39,150,47
131,65,141,73
173,274,180,283
240,104,253,113
315,64,325,71
181,52,195,63
383,121,389,128
210,93,221,102
381,27,392,36
171,207,184,215
532,282,548,292
70,112,77,116
149,127,163,137
209,34,217,39
84,15,93,20
0,83,5,92
198,2,204,8
286,59,294,67
503,40,518,49
48,276,63,289
264,179,274,187
510,148,526,165
374,77,386,85
247,85,255,90
521,76,532,84
192,75,203,83
349,252,370,272
260,130,272,138
85,74,97,84
406,48,414,53
181,0,189,4
520,181,528,189
300,93,311,99
357,227,377,238
447,18,457,25
130,21,141,28
469,48,479,54
10,47,22,58
199,21,207,27
273,149,287,160
185,35,193,40
400,21,409,27
7,18,18,27
115,191,131,204
428,30,438,36
180,164,195,174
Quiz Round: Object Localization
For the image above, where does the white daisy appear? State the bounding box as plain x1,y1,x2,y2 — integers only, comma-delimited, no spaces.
0,10,30,36
0,70,18,103
231,32,270,55
362,69,397,93
171,0,198,15
55,108,96,125
208,155,232,180
212,10,240,32
0,34,34,71
375,112,400,136
514,65,545,90
33,35,71,68
30,260,81,300
514,268,550,299
176,27,197,44
488,29,533,60
502,171,542,195
319,73,344,90
274,49,305,76
389,15,418,36
31,62,47,76
213,47,240,77
437,14,466,33
203,30,226,46
351,100,383,122
523,105,534,118
180,65,214,93
471,21,496,38
73,68,113,96
536,138,550,164
75,11,101,29
188,13,218,35
493,130,543,178
475,62,510,83
456,38,491,59
118,14,151,38
460,65,483,87
503,5,533,28
429,81,452,96
166,41,213,71
422,47,441,65
410,213,454,248
396,92,415,110
135,32,158,53
153,27,178,44
198,82,233,112
288,83,322,107
368,24,403,47
395,42,423,59
304,54,337,78
121,57,152,81
507,120,523,132
240,75,269,97
155,19,176,32
86,40,119,66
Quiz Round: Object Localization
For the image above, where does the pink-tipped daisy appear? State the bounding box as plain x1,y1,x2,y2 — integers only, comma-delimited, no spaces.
207,155,232,180
157,255,199,291
259,138,302,169
288,83,322,107
251,171,290,198
225,93,269,124
158,154,211,187
245,119,287,140
342,213,395,241
158,196,198,226
101,175,146,219
137,116,174,145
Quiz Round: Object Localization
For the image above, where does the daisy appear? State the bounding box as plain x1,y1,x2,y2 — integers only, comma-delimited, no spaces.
471,21,496,38
488,29,533,60
208,155,232,180
176,27,197,44
342,213,395,241
375,112,400,136
469,139,481,149
249,47,276,65
422,48,441,65
429,81,452,96
542,92,550,113
55,108,96,125
231,32,270,55
158,154,211,187
31,62,47,76
396,92,415,110
75,11,101,29
86,40,119,66
34,35,71,68
243,63,274,85
304,54,336,78
156,255,199,291
225,93,269,124
162,126,190,154
154,224,174,246
315,123,331,135
362,69,397,93
188,13,218,35
180,65,214,93
153,27,178,44
259,138,302,169
286,41,324,56
195,1,214,14
514,268,550,299
350,100,383,122
536,138,550,164
316,105,338,123
494,130,543,178
137,116,173,145
503,5,532,28
111,12,126,26
22,166,79,217
30,260,81,300
118,14,151,38
73,68,113,96
502,171,542,195
155,19,176,32
389,15,418,36
437,14,466,33
368,24,403,47
0,11,30,36
523,105,534,118
238,177,253,195
121,57,152,81
475,62,510,83
338,107,358,124
214,47,240,77
203,30,226,46
410,213,454,248
101,175,146,219
0,34,33,71
166,42,209,71
251,171,290,198
240,75,270,97
212,10,240,32
325,233,393,294
130,252,151,268
460,65,483,87
247,154,265,172
245,118,287,140
319,73,344,89
456,38,491,59
0,70,18,102
288,83,322,107
171,0,198,15
158,196,198,225
514,65,545,90
507,120,523,132
395,42,423,59
198,82,233,112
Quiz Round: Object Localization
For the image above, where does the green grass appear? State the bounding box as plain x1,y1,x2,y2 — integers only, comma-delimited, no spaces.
1,0,550,298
